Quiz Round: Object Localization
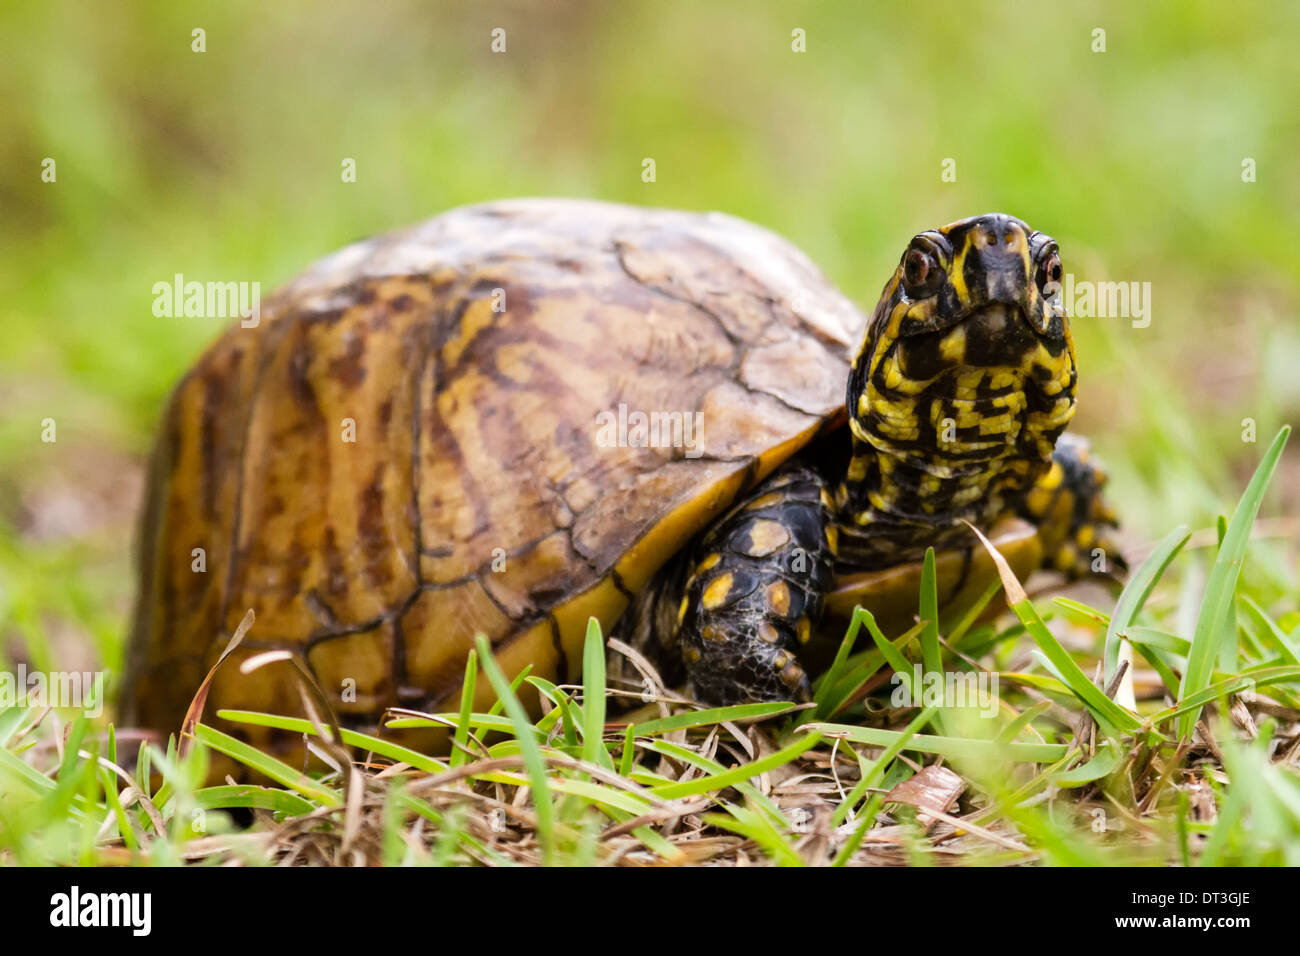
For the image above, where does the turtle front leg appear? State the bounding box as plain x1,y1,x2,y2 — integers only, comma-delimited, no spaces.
1018,432,1127,578
673,464,835,705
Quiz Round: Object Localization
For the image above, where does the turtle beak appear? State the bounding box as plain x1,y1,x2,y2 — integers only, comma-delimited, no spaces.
984,253,1026,304
969,217,1053,336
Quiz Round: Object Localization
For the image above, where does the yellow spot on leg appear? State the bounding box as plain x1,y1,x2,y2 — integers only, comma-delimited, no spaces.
745,519,791,557
767,581,791,616
702,573,735,610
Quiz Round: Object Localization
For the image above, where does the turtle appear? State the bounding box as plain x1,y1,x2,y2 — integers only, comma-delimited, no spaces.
120,199,1122,756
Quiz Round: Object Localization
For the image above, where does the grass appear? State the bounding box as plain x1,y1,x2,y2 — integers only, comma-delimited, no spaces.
0,0,1297,867
1,428,1296,866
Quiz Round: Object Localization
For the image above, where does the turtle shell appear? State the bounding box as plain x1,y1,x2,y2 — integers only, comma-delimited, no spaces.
120,199,871,741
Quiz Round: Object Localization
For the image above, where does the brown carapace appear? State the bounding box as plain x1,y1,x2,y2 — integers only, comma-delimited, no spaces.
120,201,1122,757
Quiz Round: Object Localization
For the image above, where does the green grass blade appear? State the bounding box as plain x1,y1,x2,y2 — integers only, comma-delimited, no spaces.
473,634,555,864
864,608,912,678
1153,666,1300,724
0,706,33,747
994,701,1052,745
1132,642,1182,695
581,617,614,772
946,580,1001,646
0,744,60,797
919,549,941,671
451,649,478,768
1124,626,1191,657
648,731,823,800
968,522,1141,732
919,548,944,733
486,665,533,717
812,606,869,716
1054,596,1111,625
997,671,1076,699
640,739,787,826
804,721,1068,763
817,620,923,720
193,724,341,807
702,802,804,866
526,677,578,745
217,709,449,774
1052,741,1122,788
192,785,317,815
1018,596,1140,730
618,725,637,778
1240,594,1300,666
384,713,524,736
1178,426,1290,738
629,701,795,737
99,767,137,851
1105,524,1191,683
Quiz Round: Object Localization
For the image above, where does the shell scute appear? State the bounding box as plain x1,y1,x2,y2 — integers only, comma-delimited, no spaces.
122,199,868,737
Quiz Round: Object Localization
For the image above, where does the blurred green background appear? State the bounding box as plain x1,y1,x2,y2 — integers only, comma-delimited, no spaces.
0,0,1296,685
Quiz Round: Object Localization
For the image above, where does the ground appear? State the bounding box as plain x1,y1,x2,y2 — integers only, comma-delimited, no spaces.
0,0,1298,866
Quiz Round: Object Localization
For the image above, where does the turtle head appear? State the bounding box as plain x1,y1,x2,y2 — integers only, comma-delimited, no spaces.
881,213,1065,343
848,213,1077,456
835,214,1079,566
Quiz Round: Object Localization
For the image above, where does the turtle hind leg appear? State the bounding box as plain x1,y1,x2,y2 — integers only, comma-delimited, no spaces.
672,464,835,705
1018,432,1127,579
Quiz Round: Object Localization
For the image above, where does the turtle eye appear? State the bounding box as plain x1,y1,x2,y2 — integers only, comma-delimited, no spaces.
1036,251,1063,292
901,246,943,299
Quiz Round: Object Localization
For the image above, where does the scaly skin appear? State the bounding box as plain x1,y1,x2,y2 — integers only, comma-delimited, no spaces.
659,214,1122,704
